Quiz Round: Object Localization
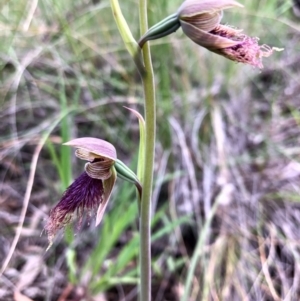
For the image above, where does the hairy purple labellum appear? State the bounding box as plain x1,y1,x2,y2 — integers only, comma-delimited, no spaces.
209,25,274,68
46,172,104,241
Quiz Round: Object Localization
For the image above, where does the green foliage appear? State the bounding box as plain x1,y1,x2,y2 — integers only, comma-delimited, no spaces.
74,182,190,294
84,184,139,293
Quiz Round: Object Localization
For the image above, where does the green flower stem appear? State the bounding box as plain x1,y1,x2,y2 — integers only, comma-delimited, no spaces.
108,0,154,297
139,0,156,300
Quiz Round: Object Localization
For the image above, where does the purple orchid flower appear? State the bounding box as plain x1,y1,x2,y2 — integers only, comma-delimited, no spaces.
46,137,118,244
177,0,282,68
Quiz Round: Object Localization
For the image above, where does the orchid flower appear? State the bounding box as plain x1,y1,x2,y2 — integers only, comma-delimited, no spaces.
46,137,141,244
138,0,283,68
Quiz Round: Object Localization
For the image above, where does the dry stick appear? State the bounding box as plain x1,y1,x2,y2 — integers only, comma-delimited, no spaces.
181,199,220,301
169,117,201,224
22,0,39,31
0,115,66,276
258,235,281,301
0,141,44,276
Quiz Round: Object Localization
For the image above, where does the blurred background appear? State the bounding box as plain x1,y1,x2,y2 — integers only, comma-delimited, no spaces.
1,0,300,300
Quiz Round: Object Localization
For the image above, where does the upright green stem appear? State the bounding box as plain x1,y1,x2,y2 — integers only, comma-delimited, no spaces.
139,0,156,300
109,0,154,297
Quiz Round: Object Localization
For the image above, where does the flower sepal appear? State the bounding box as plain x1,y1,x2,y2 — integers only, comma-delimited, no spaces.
138,13,180,48
114,159,142,198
